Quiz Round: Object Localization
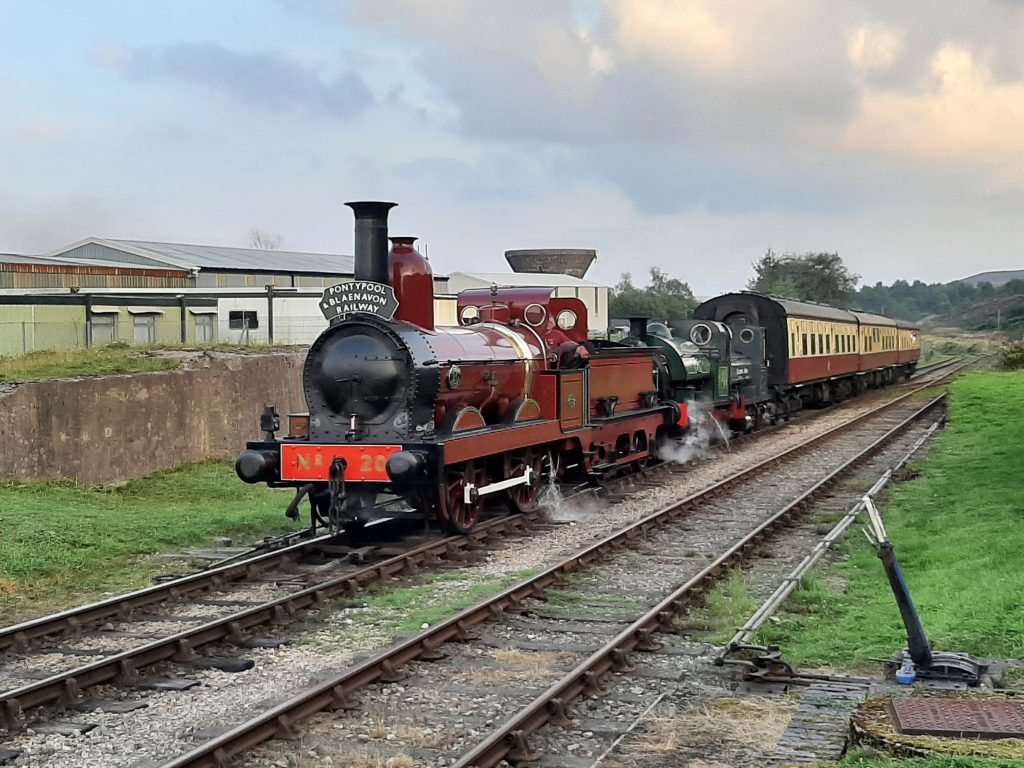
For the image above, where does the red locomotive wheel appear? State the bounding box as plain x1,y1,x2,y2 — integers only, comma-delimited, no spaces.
505,447,544,514
438,460,483,534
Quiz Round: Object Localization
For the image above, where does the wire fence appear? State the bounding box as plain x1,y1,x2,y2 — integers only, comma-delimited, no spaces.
0,316,335,357
1,321,88,356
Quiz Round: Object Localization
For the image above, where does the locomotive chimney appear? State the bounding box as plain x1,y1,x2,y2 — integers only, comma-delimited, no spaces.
346,201,397,284
629,316,649,341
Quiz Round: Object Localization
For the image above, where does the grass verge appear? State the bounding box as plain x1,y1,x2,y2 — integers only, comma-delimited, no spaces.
839,751,1024,767
0,342,289,382
758,371,1024,667
0,345,181,381
0,461,298,621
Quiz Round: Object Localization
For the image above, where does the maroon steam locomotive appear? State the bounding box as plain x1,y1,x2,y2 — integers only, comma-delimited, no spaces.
236,201,920,535
236,202,686,534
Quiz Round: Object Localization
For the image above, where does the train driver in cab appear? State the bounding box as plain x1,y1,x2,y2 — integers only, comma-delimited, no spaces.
543,314,591,369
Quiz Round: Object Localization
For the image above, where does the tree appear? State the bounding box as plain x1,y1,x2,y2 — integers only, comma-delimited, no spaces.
248,229,283,250
747,249,859,307
609,267,697,328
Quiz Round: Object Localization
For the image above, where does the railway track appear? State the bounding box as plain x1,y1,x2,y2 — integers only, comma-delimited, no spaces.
145,371,955,768
0,360,970,763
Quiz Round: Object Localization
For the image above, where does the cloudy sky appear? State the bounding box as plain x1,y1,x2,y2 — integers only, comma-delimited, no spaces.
1,1,1021,294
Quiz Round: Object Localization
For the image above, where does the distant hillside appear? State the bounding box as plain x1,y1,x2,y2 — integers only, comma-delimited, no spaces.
960,270,1024,287
924,293,1024,333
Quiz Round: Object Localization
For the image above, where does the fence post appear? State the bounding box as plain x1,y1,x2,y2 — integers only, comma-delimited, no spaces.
266,285,275,345
22,321,28,353
85,295,93,348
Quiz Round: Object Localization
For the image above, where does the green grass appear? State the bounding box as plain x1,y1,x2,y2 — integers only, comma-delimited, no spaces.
334,569,539,637
0,461,299,620
759,371,1024,667
0,344,181,381
0,341,287,382
687,572,758,641
838,751,1024,767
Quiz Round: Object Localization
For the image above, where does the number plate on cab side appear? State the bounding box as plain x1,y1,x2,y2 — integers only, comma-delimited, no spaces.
280,445,402,482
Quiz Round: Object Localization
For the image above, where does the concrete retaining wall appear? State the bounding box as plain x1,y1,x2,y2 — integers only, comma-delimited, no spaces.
0,354,306,485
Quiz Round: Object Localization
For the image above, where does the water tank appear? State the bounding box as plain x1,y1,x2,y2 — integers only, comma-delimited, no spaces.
505,249,597,279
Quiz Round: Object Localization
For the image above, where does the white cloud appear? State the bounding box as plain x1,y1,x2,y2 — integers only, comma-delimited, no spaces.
614,0,736,73
847,23,905,72
840,43,1024,189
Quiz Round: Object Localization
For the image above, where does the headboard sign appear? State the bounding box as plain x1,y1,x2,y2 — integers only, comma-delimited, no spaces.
320,281,399,322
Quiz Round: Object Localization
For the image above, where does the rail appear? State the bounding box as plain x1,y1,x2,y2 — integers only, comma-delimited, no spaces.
155,371,956,768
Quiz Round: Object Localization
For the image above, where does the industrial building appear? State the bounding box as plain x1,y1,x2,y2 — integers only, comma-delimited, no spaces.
1,241,606,356
42,238,355,288
0,252,191,289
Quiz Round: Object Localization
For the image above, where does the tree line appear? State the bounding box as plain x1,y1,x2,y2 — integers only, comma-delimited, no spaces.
609,250,1024,331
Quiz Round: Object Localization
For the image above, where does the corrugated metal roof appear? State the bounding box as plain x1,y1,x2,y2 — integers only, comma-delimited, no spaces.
3,253,187,271
49,238,354,275
450,271,604,288
1,254,80,266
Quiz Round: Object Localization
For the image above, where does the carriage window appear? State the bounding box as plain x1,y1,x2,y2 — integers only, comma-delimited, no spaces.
802,334,808,356
811,335,816,355
826,335,831,353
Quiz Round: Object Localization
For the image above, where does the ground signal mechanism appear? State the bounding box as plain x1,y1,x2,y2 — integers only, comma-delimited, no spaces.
861,496,985,687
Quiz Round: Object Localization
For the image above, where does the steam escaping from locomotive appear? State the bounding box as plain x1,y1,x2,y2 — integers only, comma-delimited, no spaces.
656,401,730,465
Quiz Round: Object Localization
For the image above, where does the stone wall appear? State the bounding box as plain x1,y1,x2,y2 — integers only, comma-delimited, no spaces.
0,353,306,485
